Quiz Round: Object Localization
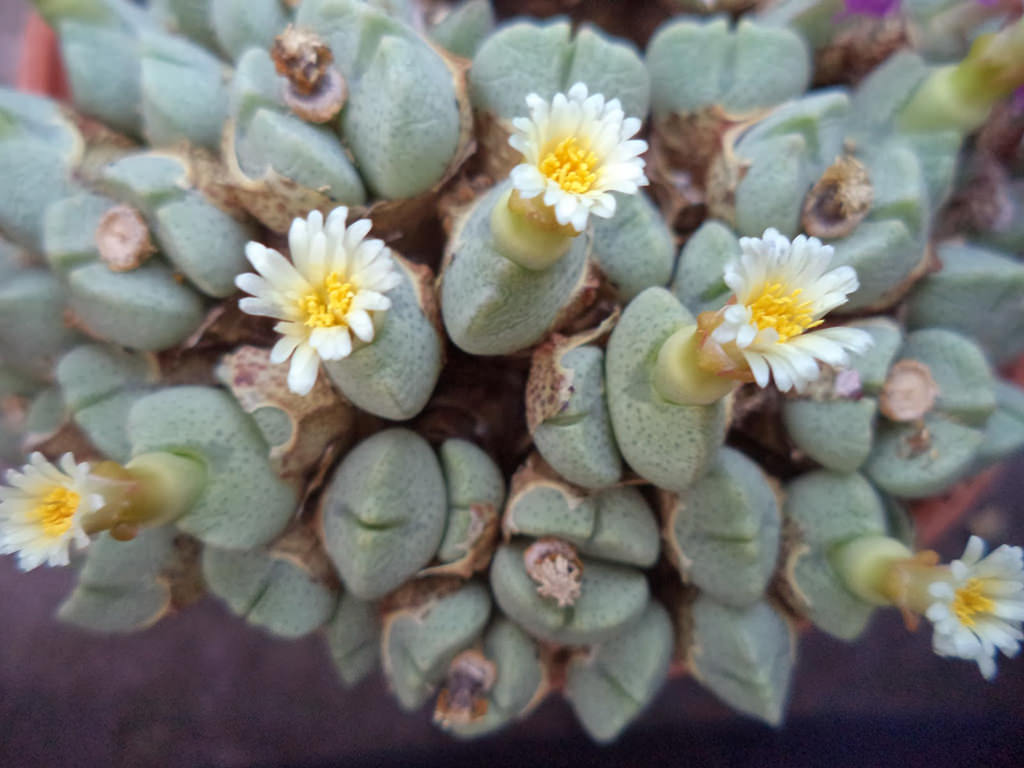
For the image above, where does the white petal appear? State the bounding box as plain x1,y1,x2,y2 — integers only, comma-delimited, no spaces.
286,345,320,396
347,309,375,343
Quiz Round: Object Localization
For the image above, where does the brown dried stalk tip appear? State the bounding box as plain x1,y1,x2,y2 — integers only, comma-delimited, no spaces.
879,359,940,423
801,155,873,240
434,649,498,728
524,538,583,608
95,205,156,272
272,26,347,123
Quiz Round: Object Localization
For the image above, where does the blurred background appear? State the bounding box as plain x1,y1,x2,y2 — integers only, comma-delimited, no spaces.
1,0,1023,765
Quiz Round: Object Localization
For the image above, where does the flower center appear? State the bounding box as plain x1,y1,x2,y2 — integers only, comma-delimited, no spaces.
299,272,357,329
540,136,598,194
35,486,80,538
748,282,822,343
952,578,995,628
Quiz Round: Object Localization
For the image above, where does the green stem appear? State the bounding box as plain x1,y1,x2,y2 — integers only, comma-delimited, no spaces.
899,17,1024,134
489,189,575,270
652,325,739,406
829,534,914,606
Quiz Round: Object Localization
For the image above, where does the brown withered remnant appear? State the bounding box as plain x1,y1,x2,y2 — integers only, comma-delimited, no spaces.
434,649,498,728
814,16,911,87
879,359,939,423
524,538,583,608
272,26,347,123
95,205,156,272
801,154,873,240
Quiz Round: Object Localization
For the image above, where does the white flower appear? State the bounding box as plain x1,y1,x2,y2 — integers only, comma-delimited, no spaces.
709,227,873,393
508,82,648,232
0,452,105,570
925,536,1024,680
235,207,402,396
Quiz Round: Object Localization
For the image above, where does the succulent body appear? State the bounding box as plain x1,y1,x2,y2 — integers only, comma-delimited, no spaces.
2,0,1024,747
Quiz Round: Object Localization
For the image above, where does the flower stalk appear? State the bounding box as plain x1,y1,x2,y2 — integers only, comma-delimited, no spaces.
899,17,1024,134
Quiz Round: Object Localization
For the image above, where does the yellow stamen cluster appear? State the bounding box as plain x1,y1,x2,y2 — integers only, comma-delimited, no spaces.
952,578,996,628
748,283,822,343
540,136,598,194
300,271,357,329
35,486,80,538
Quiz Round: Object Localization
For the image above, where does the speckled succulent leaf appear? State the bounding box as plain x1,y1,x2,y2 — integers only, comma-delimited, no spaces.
975,381,1024,470
433,439,505,570
782,470,889,639
323,258,443,420
490,541,649,646
320,429,447,600
23,386,66,449
43,192,118,274
429,0,495,60
0,270,82,381
564,601,673,743
732,91,849,238
671,219,739,316
381,580,492,711
227,48,367,220
471,20,650,124
605,287,729,492
202,544,339,638
67,263,206,351
899,329,996,425
442,617,547,738
865,415,987,499
647,17,810,120
689,596,795,726
56,344,156,462
127,386,298,549
846,51,931,136
298,0,463,199
531,344,623,490
100,152,255,298
325,592,381,688
590,192,675,303
57,21,143,137
906,242,1024,367
783,397,878,473
210,0,289,61
781,319,903,473
504,476,660,568
440,183,591,355
665,447,780,607
150,0,219,51
754,0,845,49
139,29,229,151
57,526,180,633
0,90,83,251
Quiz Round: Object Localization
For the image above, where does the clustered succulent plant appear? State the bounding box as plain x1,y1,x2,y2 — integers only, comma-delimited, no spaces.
2,0,1024,743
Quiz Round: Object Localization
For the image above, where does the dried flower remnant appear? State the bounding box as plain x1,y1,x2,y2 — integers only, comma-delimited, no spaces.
801,155,873,239
272,26,347,123
434,649,498,727
95,205,156,272
879,359,940,422
524,537,583,607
